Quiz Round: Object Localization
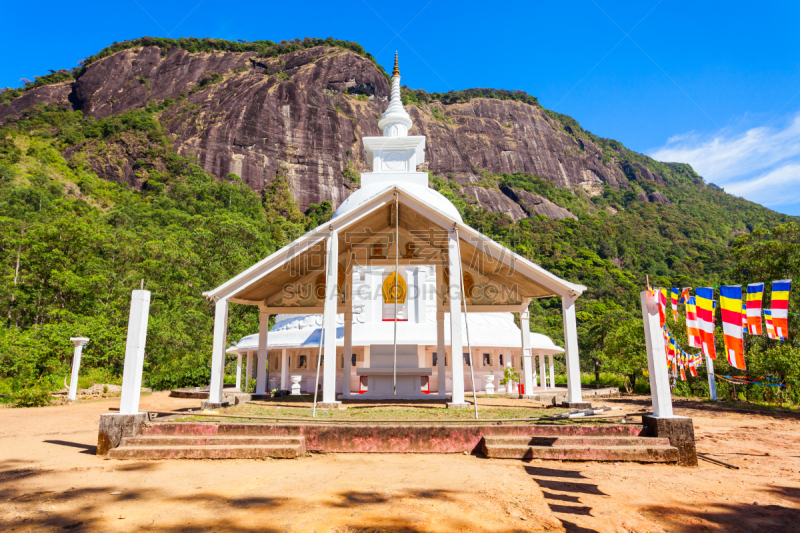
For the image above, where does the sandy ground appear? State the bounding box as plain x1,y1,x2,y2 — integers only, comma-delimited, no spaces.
1,392,799,532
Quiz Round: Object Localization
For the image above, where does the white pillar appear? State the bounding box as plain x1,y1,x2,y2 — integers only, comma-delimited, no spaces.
245,351,253,393
640,290,674,417
706,354,717,401
322,230,339,404
256,311,269,395
208,298,229,405
436,311,447,397
548,353,555,388
447,231,466,405
120,290,151,414
562,294,583,404
235,353,242,391
538,354,547,389
343,312,353,398
342,260,353,398
67,337,89,402
280,349,288,390
520,306,533,396
436,263,447,398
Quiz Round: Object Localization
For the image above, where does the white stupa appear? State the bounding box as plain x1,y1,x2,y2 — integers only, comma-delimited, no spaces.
227,53,564,396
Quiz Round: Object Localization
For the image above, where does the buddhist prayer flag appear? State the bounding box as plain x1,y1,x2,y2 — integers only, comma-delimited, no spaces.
765,310,777,340
680,288,690,304
671,288,680,321
659,288,667,328
746,283,764,335
688,352,697,377
685,296,702,348
695,288,717,360
771,280,792,340
741,300,748,334
720,285,746,370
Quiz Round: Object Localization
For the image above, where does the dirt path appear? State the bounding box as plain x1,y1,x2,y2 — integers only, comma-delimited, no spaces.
1,392,799,532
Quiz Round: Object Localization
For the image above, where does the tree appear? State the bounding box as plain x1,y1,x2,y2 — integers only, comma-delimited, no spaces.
597,319,647,392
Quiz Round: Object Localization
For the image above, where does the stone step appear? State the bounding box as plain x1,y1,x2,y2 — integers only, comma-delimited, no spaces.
482,444,678,462
120,435,303,447
483,435,672,447
107,443,305,460
142,422,644,438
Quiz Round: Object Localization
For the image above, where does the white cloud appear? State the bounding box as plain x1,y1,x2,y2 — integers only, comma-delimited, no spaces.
725,163,800,206
648,113,800,213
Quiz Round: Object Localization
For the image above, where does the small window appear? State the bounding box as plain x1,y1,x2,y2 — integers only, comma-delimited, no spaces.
499,354,504,366
463,353,471,366
432,352,438,367
298,355,308,369
351,353,357,367
483,353,491,366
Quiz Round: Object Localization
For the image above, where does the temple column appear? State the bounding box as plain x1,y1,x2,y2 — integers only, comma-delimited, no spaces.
256,310,269,395
447,231,467,406
343,313,353,398
342,258,353,398
436,264,447,398
538,353,547,389
235,353,242,391
520,304,533,396
562,294,585,406
280,349,288,390
321,230,339,405
245,351,253,393
548,353,555,388
208,298,229,405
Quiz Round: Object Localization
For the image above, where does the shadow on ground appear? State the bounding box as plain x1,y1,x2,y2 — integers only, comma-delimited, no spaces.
0,460,526,532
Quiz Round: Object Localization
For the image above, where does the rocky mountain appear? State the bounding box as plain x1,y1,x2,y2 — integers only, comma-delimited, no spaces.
1,39,685,219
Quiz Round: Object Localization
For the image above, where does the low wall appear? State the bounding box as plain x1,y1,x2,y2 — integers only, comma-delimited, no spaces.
145,422,643,454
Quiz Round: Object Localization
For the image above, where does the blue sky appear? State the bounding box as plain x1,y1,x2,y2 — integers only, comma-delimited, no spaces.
2,0,800,215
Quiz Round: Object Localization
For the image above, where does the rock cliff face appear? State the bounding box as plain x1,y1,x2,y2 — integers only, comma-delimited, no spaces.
1,44,663,218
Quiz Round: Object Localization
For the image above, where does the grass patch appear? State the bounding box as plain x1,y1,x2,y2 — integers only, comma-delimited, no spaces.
178,400,568,423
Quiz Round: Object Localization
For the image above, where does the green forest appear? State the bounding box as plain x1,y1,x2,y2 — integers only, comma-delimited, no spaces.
1,38,798,407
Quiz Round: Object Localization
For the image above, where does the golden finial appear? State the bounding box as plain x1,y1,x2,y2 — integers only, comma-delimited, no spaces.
392,51,400,77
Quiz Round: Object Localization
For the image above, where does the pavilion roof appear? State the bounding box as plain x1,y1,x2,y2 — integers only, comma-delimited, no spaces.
202,184,586,309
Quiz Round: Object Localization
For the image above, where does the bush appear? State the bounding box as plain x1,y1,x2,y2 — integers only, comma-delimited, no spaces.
12,388,52,407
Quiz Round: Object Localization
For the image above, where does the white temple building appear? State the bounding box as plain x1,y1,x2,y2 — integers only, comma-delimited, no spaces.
204,54,588,406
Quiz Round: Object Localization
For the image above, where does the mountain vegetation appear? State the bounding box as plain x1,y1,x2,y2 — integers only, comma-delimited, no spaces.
1,38,798,405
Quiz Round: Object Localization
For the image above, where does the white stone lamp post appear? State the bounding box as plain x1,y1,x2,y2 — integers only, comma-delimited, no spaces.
67,337,90,402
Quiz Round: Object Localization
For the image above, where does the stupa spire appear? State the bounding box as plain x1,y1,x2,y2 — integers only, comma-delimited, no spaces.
379,51,412,137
